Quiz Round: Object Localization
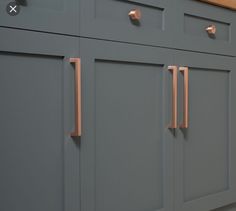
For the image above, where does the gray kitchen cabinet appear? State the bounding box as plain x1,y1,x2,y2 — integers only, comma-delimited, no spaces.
79,38,236,211
79,38,175,211
0,0,79,35
1,0,236,209
80,0,176,48
174,51,236,211
0,28,80,211
174,0,236,56
1,29,236,211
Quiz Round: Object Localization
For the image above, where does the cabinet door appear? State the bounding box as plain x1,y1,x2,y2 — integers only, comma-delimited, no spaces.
80,0,175,48
0,0,78,35
80,38,174,211
0,28,80,211
174,51,236,211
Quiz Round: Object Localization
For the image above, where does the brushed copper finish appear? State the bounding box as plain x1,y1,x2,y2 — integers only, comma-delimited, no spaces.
168,66,178,129
128,9,141,21
179,67,189,129
70,58,82,137
206,25,217,35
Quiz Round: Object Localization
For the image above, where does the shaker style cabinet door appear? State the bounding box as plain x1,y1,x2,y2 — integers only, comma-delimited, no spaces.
80,0,175,48
174,0,236,56
0,0,79,35
79,38,175,211
174,51,236,211
0,28,80,211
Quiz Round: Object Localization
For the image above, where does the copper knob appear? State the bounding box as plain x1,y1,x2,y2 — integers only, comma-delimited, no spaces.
128,9,141,21
206,25,216,35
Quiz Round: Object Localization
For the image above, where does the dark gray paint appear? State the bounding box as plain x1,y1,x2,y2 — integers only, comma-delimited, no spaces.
79,39,236,211
80,0,175,48
1,4,236,208
80,0,236,56
184,14,230,41
0,0,79,35
0,28,80,211
80,38,175,211
0,53,64,211
174,0,236,56
183,69,229,201
95,61,164,211
174,51,236,211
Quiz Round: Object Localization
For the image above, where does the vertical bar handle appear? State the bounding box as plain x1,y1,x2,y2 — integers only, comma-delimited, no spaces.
179,67,189,129
168,66,178,129
70,58,82,137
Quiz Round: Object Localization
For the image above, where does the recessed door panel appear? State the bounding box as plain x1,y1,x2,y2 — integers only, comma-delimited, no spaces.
95,61,164,211
183,69,229,201
0,53,64,211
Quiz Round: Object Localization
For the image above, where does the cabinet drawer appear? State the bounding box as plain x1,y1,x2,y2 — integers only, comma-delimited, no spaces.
80,0,175,47
184,14,230,42
0,0,79,35
174,0,236,56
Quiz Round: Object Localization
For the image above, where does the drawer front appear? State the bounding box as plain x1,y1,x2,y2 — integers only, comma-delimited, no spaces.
174,0,236,56
184,14,230,42
80,0,175,47
0,0,79,35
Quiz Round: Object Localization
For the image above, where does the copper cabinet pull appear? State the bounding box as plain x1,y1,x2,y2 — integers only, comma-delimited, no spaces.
70,58,82,137
128,9,141,21
179,67,189,129
206,24,216,35
168,66,178,129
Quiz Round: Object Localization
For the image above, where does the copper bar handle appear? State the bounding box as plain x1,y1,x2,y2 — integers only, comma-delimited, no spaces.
179,67,189,129
168,66,178,129
70,58,82,137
